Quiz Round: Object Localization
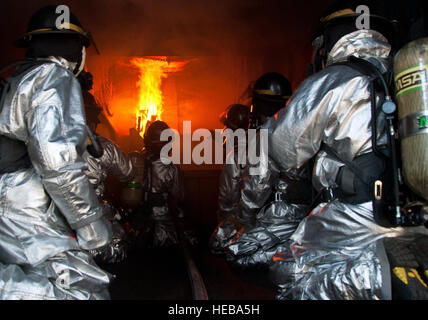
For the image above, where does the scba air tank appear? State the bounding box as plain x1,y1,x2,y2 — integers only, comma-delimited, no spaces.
120,152,145,209
394,37,428,201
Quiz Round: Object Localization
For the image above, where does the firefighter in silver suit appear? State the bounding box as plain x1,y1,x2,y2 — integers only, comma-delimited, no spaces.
241,1,428,299
79,73,136,202
210,74,292,257
0,6,114,299
209,104,250,255
141,120,185,248
221,75,310,277
79,81,137,264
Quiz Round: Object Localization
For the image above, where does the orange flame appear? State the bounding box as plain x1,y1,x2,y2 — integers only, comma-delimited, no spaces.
130,56,188,137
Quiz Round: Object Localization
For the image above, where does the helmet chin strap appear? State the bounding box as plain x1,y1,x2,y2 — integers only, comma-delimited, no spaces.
73,46,86,77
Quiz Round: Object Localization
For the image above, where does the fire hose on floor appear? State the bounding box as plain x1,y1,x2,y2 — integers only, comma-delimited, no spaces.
175,217,209,300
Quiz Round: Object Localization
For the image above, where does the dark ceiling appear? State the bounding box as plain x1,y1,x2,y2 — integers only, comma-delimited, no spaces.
1,1,426,61
0,0,336,59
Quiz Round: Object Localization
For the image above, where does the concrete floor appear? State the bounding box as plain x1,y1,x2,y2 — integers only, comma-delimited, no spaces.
101,243,276,300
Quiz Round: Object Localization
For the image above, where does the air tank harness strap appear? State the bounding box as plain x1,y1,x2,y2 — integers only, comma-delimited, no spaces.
320,143,384,205
144,192,167,208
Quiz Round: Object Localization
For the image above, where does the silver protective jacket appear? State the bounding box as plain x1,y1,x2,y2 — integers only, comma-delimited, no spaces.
248,30,428,300
0,57,112,299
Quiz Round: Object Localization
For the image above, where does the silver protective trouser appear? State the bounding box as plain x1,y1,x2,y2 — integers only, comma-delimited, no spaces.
240,30,428,300
226,201,308,271
224,125,310,269
0,57,112,299
226,162,310,274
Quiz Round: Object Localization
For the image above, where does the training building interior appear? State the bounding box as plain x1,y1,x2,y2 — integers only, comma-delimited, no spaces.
0,0,427,300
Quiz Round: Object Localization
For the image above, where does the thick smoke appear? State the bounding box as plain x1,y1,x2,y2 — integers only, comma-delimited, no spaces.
0,0,330,76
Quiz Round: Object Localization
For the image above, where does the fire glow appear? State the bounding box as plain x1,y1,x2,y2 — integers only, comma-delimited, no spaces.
130,56,188,137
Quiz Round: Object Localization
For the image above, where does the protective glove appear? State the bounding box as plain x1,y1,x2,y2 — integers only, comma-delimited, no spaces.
76,218,113,251
89,221,129,264
209,215,244,255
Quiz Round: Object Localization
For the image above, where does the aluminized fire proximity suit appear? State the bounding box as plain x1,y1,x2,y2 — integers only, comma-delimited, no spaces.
226,156,310,274
0,57,113,299
224,136,311,285
217,141,248,222
210,139,247,254
239,30,428,299
141,150,185,248
83,135,136,201
82,135,136,263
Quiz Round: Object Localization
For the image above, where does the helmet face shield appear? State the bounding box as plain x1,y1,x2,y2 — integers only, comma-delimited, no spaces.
311,35,327,72
74,46,86,77
312,35,324,51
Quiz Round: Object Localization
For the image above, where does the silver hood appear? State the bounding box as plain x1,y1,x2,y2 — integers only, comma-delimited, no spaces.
326,30,391,67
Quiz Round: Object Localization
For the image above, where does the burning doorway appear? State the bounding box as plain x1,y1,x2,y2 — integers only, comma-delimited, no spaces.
131,56,189,137
87,55,192,153
85,54,267,156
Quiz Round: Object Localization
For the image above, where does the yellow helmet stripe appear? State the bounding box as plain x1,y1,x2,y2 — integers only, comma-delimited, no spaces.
321,8,356,23
59,22,86,35
27,22,86,36
255,89,290,99
255,89,276,95
26,28,52,34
